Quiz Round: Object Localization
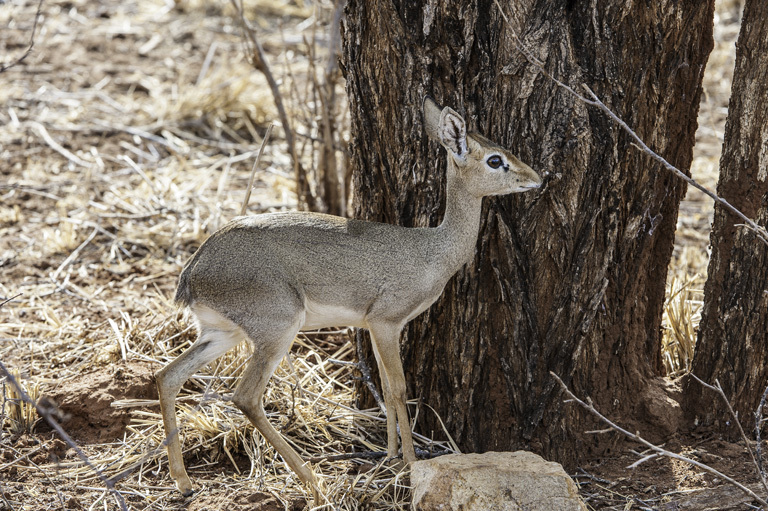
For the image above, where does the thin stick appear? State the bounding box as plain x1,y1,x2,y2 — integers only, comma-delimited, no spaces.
551,372,768,508
309,447,452,463
755,386,768,482
0,294,22,308
0,0,44,73
493,1,768,248
627,452,661,469
355,329,387,414
690,373,768,494
0,361,128,511
581,86,768,246
229,0,315,210
241,123,274,216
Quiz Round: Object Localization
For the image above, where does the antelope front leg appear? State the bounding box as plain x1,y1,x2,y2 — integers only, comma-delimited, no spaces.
368,321,417,464
370,340,400,459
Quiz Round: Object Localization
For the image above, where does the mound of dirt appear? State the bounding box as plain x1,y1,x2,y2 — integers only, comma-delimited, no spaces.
38,361,158,444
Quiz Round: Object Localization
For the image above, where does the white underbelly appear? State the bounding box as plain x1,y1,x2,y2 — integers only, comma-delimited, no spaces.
301,299,366,330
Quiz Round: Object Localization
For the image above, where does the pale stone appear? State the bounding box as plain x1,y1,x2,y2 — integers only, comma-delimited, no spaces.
411,451,586,511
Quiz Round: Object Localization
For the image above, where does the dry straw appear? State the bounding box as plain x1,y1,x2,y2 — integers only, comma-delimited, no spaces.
0,0,742,509
0,0,432,508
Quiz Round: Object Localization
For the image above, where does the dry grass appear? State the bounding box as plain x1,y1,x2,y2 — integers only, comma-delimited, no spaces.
0,0,743,509
55,317,430,509
0,0,419,508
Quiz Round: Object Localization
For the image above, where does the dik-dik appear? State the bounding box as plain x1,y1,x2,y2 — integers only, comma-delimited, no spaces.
156,96,542,501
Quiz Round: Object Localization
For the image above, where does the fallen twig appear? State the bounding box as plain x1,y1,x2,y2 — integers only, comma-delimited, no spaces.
690,373,768,495
355,329,386,414
551,371,768,508
309,447,452,464
0,294,22,309
0,0,44,73
756,386,768,485
0,361,128,511
51,228,99,282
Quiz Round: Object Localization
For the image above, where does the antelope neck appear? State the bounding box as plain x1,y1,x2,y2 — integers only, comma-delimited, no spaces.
433,160,484,273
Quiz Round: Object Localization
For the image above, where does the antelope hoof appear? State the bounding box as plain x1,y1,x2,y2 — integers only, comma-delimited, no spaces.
175,477,194,498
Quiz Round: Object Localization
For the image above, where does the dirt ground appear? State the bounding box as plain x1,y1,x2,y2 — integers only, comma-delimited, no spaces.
1,0,762,509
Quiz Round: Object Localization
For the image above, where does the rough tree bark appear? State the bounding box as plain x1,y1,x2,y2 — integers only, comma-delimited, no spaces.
342,0,713,466
687,0,768,428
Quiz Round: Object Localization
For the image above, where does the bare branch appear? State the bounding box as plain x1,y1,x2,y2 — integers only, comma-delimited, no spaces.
229,0,315,210
690,373,768,494
29,122,92,168
551,371,768,508
241,123,274,216
0,294,22,309
0,0,44,73
0,361,128,511
51,227,99,282
627,452,661,469
355,329,386,414
309,447,451,463
581,86,768,246
755,386,768,486
493,1,768,248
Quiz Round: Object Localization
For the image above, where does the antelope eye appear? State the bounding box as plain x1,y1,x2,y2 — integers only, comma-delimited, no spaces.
487,155,503,169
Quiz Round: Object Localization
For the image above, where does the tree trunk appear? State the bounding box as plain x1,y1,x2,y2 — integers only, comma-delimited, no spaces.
342,0,713,467
686,0,768,429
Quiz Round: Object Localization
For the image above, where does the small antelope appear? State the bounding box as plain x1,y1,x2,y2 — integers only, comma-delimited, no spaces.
156,96,542,501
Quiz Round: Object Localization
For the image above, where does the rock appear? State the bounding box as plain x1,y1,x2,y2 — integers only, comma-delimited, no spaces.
411,451,586,511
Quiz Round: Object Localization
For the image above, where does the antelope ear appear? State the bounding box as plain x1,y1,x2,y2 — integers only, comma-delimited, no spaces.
438,106,468,160
423,95,442,142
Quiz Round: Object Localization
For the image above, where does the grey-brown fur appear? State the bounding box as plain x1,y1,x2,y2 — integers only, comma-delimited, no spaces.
156,96,543,504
